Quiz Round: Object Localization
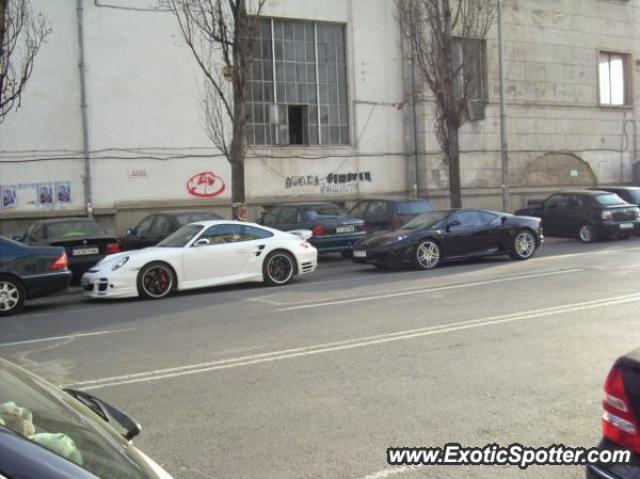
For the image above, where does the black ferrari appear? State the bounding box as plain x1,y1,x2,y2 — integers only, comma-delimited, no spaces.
0,236,72,316
352,209,543,270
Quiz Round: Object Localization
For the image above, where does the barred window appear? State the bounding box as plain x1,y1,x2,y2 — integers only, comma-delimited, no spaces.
246,18,349,146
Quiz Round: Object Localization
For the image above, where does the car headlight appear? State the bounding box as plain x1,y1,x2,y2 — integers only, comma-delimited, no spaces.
111,256,129,271
386,235,409,245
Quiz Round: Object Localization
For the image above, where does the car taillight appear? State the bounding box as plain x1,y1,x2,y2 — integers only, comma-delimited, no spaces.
602,211,613,221
634,208,640,219
51,252,68,271
602,366,640,454
391,216,404,229
300,241,311,249
105,243,121,255
312,224,325,236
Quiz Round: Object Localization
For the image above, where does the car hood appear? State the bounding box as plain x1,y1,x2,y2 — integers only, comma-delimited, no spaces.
357,229,414,249
95,247,174,268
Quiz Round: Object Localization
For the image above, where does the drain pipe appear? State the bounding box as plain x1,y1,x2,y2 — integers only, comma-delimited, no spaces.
76,0,93,217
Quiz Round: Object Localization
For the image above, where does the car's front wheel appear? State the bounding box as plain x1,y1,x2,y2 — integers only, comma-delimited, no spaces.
578,223,596,243
412,240,441,270
137,262,175,299
263,251,296,286
510,229,537,260
0,275,25,316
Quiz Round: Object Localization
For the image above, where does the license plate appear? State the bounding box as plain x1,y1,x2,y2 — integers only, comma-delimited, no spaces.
353,250,367,258
620,223,634,230
336,225,355,233
73,247,99,256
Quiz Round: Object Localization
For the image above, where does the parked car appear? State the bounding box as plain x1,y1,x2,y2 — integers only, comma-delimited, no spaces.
586,348,640,479
589,186,640,207
352,209,543,270
259,203,365,257
82,220,317,300
120,209,223,251
16,218,120,280
0,357,174,478
348,197,434,232
0,236,71,316
514,190,640,243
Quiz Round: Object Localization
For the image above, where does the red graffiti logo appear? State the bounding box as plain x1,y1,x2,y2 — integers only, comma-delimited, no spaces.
187,171,226,198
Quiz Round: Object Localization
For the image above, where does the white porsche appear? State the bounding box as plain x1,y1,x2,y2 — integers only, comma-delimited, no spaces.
81,220,318,299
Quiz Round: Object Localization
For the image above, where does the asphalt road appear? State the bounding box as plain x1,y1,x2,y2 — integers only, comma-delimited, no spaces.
2,237,640,478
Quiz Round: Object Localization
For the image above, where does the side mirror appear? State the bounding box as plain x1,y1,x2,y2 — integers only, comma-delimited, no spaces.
501,216,508,225
446,220,461,232
125,228,135,237
193,238,210,247
64,388,141,441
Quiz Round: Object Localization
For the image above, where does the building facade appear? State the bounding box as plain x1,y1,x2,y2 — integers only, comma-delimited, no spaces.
0,0,639,235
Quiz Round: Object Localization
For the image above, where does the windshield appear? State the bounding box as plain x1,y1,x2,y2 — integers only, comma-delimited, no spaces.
397,201,433,215
628,191,640,204
46,221,106,240
596,193,626,206
0,362,152,479
175,213,219,226
304,205,346,218
402,211,449,230
157,224,203,247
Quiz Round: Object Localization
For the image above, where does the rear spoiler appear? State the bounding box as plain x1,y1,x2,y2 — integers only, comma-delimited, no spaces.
288,230,313,241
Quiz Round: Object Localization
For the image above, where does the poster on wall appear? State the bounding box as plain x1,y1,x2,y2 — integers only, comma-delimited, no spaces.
1,185,17,209
55,182,72,203
37,183,54,206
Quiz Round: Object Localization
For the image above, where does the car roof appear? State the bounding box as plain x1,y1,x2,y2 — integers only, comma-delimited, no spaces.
590,186,640,192
188,220,265,228
155,209,221,216
354,197,432,203
552,189,616,196
272,202,342,208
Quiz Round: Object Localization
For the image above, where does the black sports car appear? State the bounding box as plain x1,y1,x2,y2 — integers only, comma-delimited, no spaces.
351,209,543,270
0,236,72,316
17,218,120,280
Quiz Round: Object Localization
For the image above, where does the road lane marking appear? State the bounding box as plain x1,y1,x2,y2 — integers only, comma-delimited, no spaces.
276,268,582,311
68,292,640,390
0,328,136,348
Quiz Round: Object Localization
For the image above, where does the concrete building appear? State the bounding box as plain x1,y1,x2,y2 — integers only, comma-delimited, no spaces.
1,0,639,235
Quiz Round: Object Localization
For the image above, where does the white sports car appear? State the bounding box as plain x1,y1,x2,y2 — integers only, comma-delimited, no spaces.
81,220,317,299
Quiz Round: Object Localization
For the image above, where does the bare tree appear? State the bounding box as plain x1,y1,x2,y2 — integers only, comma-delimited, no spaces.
166,0,265,220
0,0,49,125
397,0,496,208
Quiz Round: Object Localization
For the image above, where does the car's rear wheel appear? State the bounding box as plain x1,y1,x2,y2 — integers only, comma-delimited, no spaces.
510,229,537,260
137,262,175,299
578,223,596,243
263,251,296,286
413,240,441,270
0,276,25,316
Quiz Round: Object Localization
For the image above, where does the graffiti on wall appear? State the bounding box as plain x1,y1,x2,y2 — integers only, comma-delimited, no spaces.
0,181,73,209
285,171,373,194
187,171,226,198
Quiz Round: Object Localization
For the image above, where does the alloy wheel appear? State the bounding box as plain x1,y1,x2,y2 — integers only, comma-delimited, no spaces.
579,224,594,243
0,281,20,312
514,231,535,259
266,253,294,285
416,241,440,270
142,266,173,298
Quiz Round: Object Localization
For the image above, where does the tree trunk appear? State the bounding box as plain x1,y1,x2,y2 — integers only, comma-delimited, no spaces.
230,0,248,221
447,121,462,208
